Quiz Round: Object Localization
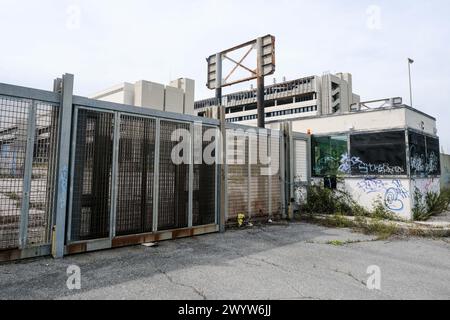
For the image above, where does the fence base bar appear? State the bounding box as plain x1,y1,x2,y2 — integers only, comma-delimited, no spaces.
65,225,219,255
0,245,51,263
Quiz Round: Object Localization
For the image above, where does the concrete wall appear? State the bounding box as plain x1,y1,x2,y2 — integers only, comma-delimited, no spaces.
289,106,437,137
405,108,437,136
91,78,195,115
170,78,195,115
344,177,412,220
92,82,135,105
310,177,419,221
164,86,184,113
134,80,165,111
291,107,407,135
441,154,450,190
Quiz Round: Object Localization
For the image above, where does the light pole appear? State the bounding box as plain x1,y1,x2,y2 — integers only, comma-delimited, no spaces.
408,58,414,107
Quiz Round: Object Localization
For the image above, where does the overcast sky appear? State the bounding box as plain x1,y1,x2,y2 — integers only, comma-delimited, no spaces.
0,0,449,151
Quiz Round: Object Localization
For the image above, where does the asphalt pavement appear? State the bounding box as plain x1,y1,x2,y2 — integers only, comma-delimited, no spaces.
0,222,449,300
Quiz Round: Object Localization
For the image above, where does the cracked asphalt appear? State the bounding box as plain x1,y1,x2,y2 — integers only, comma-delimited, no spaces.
0,222,449,300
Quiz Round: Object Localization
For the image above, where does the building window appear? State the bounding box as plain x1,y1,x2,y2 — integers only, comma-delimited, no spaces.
409,132,441,176
348,131,407,176
312,135,348,177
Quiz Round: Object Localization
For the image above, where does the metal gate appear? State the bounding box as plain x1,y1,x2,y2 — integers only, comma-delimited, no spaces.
65,98,220,255
0,84,60,261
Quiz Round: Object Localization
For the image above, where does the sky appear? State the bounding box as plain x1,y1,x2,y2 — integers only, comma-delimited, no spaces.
0,0,449,152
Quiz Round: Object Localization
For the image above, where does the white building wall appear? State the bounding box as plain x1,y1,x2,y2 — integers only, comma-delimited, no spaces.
93,82,135,105
91,78,195,115
440,154,450,189
344,178,413,220
134,80,165,111
164,86,184,113
405,108,437,136
170,78,195,115
290,108,407,135
311,177,414,220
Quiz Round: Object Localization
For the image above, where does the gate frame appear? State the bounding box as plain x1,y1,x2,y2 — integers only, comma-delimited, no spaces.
64,96,221,256
0,82,62,262
282,122,311,215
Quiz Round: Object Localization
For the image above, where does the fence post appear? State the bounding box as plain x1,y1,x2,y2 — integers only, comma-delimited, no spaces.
52,73,74,258
188,122,194,228
219,106,227,233
152,119,161,233
268,131,272,219
109,112,121,239
247,133,251,220
19,100,37,249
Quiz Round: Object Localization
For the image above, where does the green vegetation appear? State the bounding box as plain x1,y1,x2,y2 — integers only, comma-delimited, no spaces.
306,214,399,240
413,188,450,221
300,186,400,221
326,240,345,246
300,186,366,216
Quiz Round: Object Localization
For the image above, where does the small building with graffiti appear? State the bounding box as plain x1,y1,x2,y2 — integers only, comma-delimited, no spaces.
269,98,441,221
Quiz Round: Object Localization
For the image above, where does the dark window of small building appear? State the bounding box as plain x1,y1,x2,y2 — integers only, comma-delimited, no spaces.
425,136,441,176
312,135,348,177
349,131,407,176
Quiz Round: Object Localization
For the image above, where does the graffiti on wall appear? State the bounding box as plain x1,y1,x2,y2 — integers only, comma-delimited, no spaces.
410,154,425,174
410,149,439,175
339,154,405,176
357,178,386,194
426,152,439,174
356,178,410,212
293,175,307,205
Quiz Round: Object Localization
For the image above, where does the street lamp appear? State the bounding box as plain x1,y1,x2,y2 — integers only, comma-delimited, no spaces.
408,58,414,107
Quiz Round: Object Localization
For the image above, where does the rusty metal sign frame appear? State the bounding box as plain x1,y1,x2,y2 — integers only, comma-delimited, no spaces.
206,35,276,90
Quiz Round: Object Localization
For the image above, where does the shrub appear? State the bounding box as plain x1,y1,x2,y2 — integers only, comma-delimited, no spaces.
413,188,450,221
301,186,368,217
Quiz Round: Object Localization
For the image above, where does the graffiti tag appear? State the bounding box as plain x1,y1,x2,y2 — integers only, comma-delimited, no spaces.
357,178,386,194
356,179,410,212
339,154,404,175
383,180,409,211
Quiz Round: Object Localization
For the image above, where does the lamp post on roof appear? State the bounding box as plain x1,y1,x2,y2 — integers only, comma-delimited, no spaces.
408,58,414,107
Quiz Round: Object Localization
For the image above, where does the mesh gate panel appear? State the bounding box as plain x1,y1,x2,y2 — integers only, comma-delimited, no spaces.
0,97,30,249
158,121,189,231
250,134,269,219
116,115,155,236
28,102,59,245
0,97,58,249
71,109,114,241
227,130,248,223
193,126,216,226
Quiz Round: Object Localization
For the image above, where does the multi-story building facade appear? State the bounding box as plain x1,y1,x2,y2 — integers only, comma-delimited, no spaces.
194,72,360,125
